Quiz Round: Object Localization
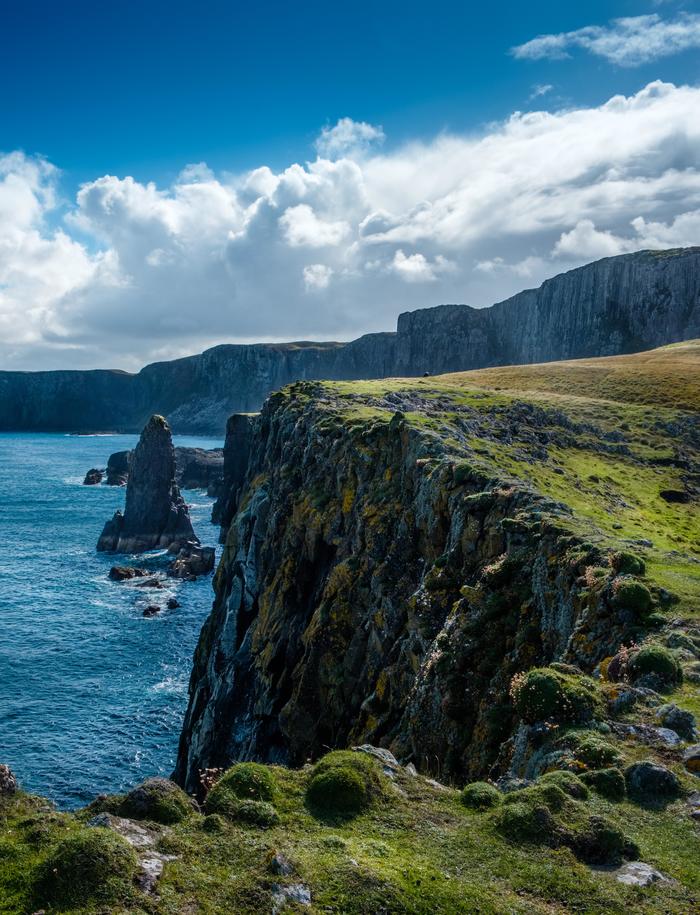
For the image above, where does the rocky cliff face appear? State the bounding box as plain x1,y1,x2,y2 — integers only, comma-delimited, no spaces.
2,248,699,434
97,415,197,553
174,379,677,791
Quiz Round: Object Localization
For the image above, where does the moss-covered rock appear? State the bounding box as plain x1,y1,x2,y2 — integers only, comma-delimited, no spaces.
538,770,589,800
612,578,653,616
35,828,138,907
629,644,683,688
206,762,277,812
611,552,646,576
306,766,369,818
571,734,623,770
581,767,626,801
460,781,502,810
496,800,558,845
120,777,194,824
570,815,634,865
511,668,598,725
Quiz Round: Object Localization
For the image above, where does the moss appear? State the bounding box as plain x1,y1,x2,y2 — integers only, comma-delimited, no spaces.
119,777,194,824
611,551,646,576
581,768,626,801
460,782,502,810
503,783,568,815
538,770,589,800
629,644,683,687
612,578,653,615
205,762,277,818
306,767,369,818
35,828,138,907
201,813,225,833
511,668,598,724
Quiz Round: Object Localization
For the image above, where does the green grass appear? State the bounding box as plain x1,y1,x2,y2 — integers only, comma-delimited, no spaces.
2,758,700,914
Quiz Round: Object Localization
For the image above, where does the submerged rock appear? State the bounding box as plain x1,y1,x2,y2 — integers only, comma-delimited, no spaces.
97,415,197,553
109,566,149,581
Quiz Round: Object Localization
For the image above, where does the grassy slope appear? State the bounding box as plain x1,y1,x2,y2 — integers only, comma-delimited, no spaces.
1,342,698,914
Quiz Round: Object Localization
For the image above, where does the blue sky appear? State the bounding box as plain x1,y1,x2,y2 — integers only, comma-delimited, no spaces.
2,1,700,369
5,0,698,186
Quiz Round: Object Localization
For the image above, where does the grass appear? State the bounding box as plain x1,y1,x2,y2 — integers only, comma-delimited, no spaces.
2,758,700,914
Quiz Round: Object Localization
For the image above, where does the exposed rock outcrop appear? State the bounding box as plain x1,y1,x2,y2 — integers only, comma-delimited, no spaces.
97,415,197,553
106,450,130,485
211,413,258,537
3,248,700,434
83,468,103,485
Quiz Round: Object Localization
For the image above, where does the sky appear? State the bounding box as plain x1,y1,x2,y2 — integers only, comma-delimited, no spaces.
2,0,700,370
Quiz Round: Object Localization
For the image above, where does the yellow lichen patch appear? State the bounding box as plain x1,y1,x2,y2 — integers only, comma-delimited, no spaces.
342,486,356,514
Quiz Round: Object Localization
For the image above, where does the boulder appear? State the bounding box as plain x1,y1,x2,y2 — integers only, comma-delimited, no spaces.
168,543,215,579
83,468,103,485
656,704,697,741
624,762,680,800
683,744,700,775
0,764,17,795
167,597,180,610
613,861,669,887
142,606,160,617
97,416,197,553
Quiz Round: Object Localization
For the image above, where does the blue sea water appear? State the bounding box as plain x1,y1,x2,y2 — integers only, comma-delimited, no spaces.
0,432,222,808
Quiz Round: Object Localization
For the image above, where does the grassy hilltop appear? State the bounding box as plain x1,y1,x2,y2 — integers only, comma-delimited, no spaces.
1,342,699,914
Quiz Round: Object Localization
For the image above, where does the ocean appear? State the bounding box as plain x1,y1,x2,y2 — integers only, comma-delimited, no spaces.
0,432,222,808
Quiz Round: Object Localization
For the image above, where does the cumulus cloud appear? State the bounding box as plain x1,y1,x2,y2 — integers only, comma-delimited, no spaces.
315,117,385,159
512,13,700,67
2,81,700,369
303,263,333,290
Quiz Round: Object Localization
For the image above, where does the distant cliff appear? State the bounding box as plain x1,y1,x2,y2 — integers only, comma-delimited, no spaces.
2,248,699,433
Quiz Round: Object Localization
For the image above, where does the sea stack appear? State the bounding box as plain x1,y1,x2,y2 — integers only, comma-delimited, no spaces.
97,415,197,553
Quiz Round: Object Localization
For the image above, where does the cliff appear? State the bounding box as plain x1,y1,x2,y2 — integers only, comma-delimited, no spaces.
2,248,699,434
175,341,700,791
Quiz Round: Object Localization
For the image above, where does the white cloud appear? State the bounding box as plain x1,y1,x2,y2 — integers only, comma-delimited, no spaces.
303,263,333,290
529,83,553,100
553,219,628,259
512,13,700,67
2,82,700,369
390,250,454,283
315,117,385,159
279,204,350,247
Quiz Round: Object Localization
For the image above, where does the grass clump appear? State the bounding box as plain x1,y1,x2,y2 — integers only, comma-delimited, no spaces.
234,799,279,827
570,815,634,866
120,776,194,824
461,781,502,810
538,770,589,800
581,767,626,801
35,828,138,907
510,667,599,724
629,644,683,687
